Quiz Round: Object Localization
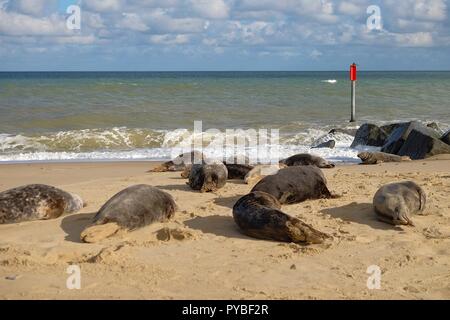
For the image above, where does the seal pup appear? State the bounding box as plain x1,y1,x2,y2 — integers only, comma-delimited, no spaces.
373,181,426,226
188,162,228,192
149,151,207,172
358,152,411,165
81,184,176,243
280,153,335,168
244,164,287,185
251,166,337,204
0,184,83,224
233,191,330,244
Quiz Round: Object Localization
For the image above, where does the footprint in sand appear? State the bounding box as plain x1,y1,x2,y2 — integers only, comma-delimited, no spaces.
156,227,199,241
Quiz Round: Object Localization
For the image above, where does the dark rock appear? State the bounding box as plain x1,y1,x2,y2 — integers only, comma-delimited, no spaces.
440,129,450,145
328,128,357,136
350,124,388,148
397,129,450,159
380,122,407,136
381,121,441,155
312,140,336,149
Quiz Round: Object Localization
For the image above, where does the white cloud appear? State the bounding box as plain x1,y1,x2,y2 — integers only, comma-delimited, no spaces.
84,0,123,12
190,0,230,19
150,34,190,45
117,13,149,31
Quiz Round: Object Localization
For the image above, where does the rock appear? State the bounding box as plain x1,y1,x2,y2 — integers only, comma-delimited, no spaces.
328,128,357,136
397,129,450,159
427,122,441,132
312,140,336,149
380,123,407,136
350,124,388,148
441,130,450,145
381,121,441,155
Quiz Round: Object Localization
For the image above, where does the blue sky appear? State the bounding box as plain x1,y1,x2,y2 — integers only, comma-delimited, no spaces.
0,0,449,71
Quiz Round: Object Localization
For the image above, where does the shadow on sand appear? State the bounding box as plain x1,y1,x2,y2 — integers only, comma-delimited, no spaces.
185,215,248,239
213,195,242,209
321,202,395,230
155,184,192,192
61,212,96,243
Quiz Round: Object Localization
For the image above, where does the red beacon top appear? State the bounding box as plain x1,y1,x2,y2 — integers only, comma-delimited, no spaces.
350,63,357,81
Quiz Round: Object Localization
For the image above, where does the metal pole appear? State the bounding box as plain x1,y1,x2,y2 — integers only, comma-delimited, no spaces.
350,80,356,122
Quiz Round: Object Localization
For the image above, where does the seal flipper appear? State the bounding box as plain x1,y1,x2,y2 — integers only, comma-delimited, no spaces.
81,222,120,243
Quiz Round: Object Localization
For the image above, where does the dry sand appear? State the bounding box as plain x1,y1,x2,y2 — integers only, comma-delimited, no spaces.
0,158,449,300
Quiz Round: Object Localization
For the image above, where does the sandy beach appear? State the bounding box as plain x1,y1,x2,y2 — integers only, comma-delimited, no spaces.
0,157,449,300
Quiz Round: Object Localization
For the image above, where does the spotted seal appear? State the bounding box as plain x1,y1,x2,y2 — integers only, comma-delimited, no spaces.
280,154,335,168
233,191,330,244
0,184,83,224
358,151,411,165
81,184,176,243
373,181,426,226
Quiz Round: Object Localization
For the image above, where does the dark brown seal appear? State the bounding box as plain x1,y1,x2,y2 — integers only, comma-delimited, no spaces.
280,153,335,168
233,191,330,244
188,162,228,192
251,166,337,204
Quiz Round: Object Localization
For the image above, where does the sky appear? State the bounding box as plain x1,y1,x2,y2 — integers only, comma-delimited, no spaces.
0,0,449,71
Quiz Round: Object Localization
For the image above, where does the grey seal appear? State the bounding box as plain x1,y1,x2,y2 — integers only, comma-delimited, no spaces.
149,151,207,172
358,152,411,165
188,162,228,192
224,163,254,180
233,191,330,244
0,184,83,224
373,181,426,226
81,184,177,242
280,153,335,168
251,166,337,204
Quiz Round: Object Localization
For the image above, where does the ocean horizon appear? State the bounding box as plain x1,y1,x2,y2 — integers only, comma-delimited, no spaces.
1,71,449,163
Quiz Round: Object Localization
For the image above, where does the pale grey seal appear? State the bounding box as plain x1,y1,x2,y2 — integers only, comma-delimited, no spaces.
358,152,411,165
373,181,426,226
244,164,287,185
0,184,83,224
233,191,330,244
81,184,177,242
149,151,207,172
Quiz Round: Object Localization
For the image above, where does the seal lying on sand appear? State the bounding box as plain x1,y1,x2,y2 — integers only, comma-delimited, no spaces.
149,151,207,172
224,163,254,179
280,154,335,168
188,162,228,192
81,184,176,243
233,191,330,244
251,166,337,204
373,181,426,226
244,164,287,185
0,184,83,224
358,152,411,165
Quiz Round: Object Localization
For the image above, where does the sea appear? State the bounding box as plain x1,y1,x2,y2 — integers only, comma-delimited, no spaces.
0,71,449,163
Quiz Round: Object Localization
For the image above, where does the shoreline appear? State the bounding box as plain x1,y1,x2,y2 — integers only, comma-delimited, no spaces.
0,158,449,299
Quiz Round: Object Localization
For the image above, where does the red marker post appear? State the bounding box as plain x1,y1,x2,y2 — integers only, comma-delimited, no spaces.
350,63,357,122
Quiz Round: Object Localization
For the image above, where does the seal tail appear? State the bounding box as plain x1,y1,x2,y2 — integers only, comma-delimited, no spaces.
81,222,120,243
233,192,331,245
